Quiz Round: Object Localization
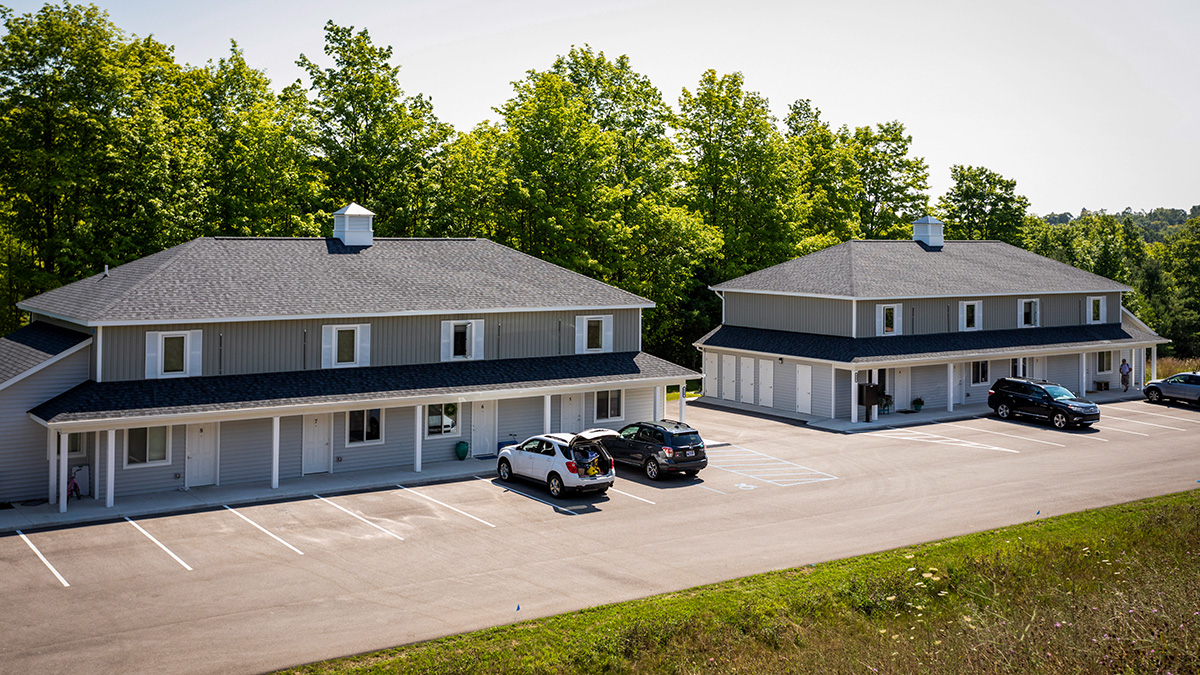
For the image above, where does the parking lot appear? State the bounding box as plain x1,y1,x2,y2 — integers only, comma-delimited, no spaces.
4,398,1199,675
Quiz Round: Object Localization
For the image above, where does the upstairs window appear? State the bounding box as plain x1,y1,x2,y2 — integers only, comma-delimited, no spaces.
960,301,982,332
441,320,484,361
1087,296,1107,324
575,315,613,353
145,330,202,379
876,304,902,336
1019,299,1040,328
322,324,370,368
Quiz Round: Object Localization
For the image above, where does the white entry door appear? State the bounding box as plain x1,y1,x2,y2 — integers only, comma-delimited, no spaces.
302,414,331,475
739,357,755,404
795,364,813,414
955,363,967,405
471,400,497,457
758,359,774,408
186,423,218,487
1030,357,1046,381
721,355,736,400
561,393,584,433
893,367,910,411
703,351,718,396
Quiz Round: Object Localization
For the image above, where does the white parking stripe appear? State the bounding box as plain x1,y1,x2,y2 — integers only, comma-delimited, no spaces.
1100,415,1185,431
472,476,579,515
705,445,837,486
941,423,1066,447
1108,406,1199,423
1093,425,1148,437
397,485,496,528
16,531,69,587
608,488,655,504
314,495,405,541
224,505,304,554
870,428,1018,453
125,517,192,570
696,484,726,494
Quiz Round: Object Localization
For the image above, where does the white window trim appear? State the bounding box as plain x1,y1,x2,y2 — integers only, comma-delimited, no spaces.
145,329,202,379
440,319,486,362
322,323,371,368
1018,298,1040,328
334,325,359,367
345,408,384,446
424,402,462,440
876,304,902,337
1086,296,1107,325
58,431,92,459
594,389,625,422
1096,351,1113,374
959,300,983,332
123,426,173,469
575,315,613,354
970,360,990,386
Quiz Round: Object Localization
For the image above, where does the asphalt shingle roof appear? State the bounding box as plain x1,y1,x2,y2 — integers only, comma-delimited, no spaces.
694,312,1166,366
711,240,1132,298
0,322,91,388
19,238,652,324
30,352,698,425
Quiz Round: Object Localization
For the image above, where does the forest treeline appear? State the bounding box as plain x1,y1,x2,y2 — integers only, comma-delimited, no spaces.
2,3,1198,364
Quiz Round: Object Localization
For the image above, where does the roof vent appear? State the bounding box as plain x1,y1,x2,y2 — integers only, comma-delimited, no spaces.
912,215,944,250
333,203,375,247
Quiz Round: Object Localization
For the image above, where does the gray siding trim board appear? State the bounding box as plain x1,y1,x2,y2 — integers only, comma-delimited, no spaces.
724,294,852,337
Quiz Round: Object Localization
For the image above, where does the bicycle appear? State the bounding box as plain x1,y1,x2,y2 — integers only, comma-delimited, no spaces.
66,465,83,500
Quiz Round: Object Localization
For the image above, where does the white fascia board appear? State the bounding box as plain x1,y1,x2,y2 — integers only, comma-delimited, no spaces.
36,374,692,433
31,304,656,328
710,287,1132,302
0,338,93,393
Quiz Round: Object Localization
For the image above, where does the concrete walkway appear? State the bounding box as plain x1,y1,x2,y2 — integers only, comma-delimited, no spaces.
0,456,497,534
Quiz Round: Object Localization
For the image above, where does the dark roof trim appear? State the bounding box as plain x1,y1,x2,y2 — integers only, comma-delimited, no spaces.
0,323,92,392
31,352,698,429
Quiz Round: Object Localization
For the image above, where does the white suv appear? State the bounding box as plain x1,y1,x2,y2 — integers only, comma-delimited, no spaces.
496,429,617,498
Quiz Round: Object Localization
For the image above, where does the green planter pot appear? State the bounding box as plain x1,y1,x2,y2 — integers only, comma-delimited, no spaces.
455,441,469,461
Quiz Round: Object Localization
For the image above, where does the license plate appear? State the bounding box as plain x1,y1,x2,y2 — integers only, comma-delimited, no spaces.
686,450,695,457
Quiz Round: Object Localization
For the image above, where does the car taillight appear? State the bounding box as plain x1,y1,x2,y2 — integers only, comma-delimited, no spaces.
988,389,995,396
662,446,673,457
565,461,577,474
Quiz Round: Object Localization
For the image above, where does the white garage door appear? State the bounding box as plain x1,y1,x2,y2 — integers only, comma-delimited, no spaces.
758,359,774,408
721,354,736,400
739,357,756,404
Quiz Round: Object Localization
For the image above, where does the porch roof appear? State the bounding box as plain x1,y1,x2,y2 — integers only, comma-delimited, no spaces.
30,351,697,428
694,312,1166,367
0,322,91,390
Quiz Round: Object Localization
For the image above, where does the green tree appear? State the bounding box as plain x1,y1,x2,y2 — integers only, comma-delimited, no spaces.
1160,217,1200,355
784,99,861,241
298,21,451,235
938,164,1029,243
844,121,929,239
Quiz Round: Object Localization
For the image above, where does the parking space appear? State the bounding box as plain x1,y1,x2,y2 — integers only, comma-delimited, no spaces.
703,443,838,487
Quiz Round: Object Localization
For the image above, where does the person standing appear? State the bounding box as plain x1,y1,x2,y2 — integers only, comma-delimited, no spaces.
1119,358,1132,392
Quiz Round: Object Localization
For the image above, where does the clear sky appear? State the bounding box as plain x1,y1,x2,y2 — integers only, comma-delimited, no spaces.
7,0,1198,215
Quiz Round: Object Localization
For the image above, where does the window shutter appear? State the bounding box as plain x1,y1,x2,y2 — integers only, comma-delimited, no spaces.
440,321,453,362
602,315,613,352
321,325,334,369
471,319,485,360
145,332,160,379
895,305,903,335
574,316,587,354
875,305,884,336
187,330,203,376
357,324,370,367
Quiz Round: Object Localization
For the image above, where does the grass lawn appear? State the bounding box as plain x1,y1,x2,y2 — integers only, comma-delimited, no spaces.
279,490,1200,674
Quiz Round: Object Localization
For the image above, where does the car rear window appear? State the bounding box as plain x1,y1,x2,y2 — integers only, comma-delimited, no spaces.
670,432,702,447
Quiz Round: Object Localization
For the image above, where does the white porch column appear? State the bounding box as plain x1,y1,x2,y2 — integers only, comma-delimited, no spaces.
271,416,280,489
850,371,859,424
870,369,879,421
830,367,837,420
1079,353,1087,395
946,363,954,412
1138,347,1145,388
653,386,663,421
678,381,687,423
1151,346,1157,381
543,395,552,434
47,427,57,504
58,432,69,513
105,429,115,508
414,405,424,472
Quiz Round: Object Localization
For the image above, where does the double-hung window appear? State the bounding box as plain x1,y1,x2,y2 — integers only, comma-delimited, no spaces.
126,426,170,467
1018,299,1040,328
347,409,383,445
960,301,982,332
426,403,460,438
575,315,613,353
595,390,623,422
145,330,202,379
971,360,989,385
322,324,370,368
1097,351,1113,373
440,319,484,361
1086,296,1107,324
876,304,902,336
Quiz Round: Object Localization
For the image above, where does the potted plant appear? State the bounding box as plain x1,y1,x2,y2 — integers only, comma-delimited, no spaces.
879,393,894,414
911,396,924,412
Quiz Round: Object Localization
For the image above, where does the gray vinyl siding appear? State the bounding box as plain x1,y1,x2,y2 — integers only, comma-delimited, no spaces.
278,416,303,479
419,403,473,464
332,406,416,473
812,362,835,418
723,293,852,337
1090,350,1119,389
853,292,1124,337
549,395,562,434
99,309,642,381
498,397,544,448
114,426,186,496
1046,354,1081,392
909,365,948,411
219,418,274,485
834,369,853,418
584,386,653,428
0,349,90,502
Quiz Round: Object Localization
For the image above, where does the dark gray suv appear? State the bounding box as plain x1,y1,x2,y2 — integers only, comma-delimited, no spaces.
600,420,707,480
988,377,1100,428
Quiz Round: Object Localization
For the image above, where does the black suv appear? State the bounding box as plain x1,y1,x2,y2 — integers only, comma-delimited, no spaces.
987,377,1100,428
600,420,708,480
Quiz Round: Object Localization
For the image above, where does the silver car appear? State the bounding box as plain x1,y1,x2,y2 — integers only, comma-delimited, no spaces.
1144,371,1200,405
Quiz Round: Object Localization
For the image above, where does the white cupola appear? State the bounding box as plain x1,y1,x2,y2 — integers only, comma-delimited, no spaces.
912,215,944,249
332,203,375,247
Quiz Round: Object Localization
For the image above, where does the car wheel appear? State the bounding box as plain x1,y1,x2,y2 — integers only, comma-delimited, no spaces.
1052,412,1068,429
1146,388,1162,403
643,458,661,481
996,403,1011,419
547,473,565,499
497,459,513,482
